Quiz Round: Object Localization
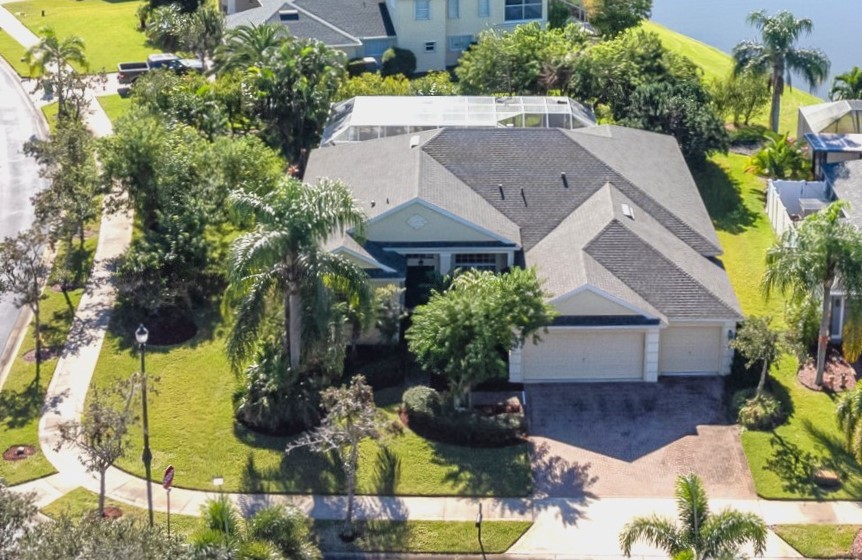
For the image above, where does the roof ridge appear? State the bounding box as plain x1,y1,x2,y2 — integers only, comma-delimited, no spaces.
284,0,361,44
567,129,723,256
587,220,739,319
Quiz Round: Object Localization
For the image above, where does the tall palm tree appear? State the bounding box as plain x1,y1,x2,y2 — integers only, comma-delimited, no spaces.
764,201,862,386
24,26,88,118
733,10,830,133
830,66,862,101
226,177,368,371
620,474,767,559
213,23,288,74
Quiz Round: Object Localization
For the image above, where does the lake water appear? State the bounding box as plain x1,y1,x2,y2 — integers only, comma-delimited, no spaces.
650,0,859,99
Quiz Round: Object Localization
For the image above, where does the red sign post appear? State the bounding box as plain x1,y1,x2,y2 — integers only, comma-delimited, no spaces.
162,466,174,536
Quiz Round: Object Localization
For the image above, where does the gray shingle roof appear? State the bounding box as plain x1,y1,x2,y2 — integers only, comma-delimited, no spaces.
226,0,394,45
305,125,740,321
825,160,862,228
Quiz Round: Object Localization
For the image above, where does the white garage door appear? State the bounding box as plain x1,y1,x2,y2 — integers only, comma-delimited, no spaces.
659,326,721,374
521,330,644,381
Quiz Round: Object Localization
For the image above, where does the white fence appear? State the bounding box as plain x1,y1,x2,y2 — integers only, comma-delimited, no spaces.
766,180,831,236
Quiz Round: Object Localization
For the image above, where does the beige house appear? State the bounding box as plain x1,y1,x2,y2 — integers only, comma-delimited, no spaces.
224,0,548,72
305,112,742,383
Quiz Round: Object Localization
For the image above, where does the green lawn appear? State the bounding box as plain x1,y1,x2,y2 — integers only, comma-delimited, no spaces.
653,22,862,500
5,0,157,74
0,235,98,485
0,29,31,77
96,94,132,123
314,520,532,554
643,21,822,135
773,524,859,558
42,486,198,537
89,305,531,496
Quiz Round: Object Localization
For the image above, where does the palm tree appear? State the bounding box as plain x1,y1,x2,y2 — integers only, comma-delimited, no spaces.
620,474,767,559
213,23,288,74
837,386,862,464
764,201,862,386
830,66,862,101
226,177,368,371
24,26,88,118
745,131,811,180
733,10,830,133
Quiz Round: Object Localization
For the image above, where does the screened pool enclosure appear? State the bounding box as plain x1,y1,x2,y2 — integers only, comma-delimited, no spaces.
321,96,596,146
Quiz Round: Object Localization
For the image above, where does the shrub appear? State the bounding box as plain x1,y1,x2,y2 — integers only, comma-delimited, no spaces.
381,47,416,77
402,386,442,417
346,58,375,77
401,386,525,447
732,389,786,431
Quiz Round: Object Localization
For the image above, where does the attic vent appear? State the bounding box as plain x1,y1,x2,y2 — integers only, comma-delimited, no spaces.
279,9,299,20
409,135,420,148
621,203,634,220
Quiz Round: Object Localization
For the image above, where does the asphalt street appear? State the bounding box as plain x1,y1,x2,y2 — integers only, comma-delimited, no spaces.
0,62,46,361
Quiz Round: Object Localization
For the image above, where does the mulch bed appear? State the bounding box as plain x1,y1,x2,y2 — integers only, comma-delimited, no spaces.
797,352,859,393
142,306,198,346
22,347,59,363
3,445,36,461
101,506,123,519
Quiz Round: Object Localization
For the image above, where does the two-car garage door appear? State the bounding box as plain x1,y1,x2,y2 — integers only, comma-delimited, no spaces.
520,330,645,381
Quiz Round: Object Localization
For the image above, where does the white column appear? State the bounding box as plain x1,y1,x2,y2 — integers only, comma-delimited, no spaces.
643,329,659,382
226,0,236,14
506,251,515,268
509,343,523,382
439,252,453,275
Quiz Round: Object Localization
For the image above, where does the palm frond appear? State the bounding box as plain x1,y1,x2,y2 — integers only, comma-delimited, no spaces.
225,271,277,371
699,510,768,558
786,48,831,89
674,473,709,545
619,516,684,557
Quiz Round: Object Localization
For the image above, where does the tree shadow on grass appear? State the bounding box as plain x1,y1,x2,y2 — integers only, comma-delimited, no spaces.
371,446,401,496
802,419,862,497
429,440,532,498
0,379,45,430
764,433,826,498
691,159,759,234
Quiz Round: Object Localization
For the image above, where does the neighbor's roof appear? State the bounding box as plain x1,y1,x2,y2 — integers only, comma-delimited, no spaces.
226,0,395,46
305,126,739,321
825,160,862,228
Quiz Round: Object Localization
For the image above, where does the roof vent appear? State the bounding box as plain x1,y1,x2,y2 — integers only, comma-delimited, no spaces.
409,134,420,148
498,184,505,199
621,203,634,220
279,9,299,20
561,172,569,188
520,188,527,207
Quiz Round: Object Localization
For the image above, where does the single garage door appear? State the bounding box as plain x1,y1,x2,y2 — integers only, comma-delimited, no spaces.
521,330,644,381
659,326,721,374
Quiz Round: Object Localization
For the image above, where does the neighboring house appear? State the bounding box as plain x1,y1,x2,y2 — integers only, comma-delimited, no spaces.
224,0,548,72
799,100,862,179
766,159,862,342
305,113,742,383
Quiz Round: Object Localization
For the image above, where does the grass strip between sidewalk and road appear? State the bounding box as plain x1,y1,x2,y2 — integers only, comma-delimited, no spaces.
0,29,31,77
772,524,859,559
314,519,532,554
0,234,98,484
42,486,198,537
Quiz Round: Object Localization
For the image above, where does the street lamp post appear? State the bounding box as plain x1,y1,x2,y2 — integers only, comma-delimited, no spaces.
135,323,154,528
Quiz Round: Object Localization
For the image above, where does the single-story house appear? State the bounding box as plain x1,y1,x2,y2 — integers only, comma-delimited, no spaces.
765,159,862,341
304,119,742,383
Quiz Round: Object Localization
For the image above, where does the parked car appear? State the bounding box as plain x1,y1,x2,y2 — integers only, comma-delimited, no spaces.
117,53,204,84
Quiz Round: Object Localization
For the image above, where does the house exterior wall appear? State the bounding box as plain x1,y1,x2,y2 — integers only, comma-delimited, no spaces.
367,202,501,243
553,289,640,316
516,328,647,382
388,0,547,71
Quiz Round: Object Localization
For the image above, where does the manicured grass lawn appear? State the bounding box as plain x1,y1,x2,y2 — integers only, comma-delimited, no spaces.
314,520,532,554
90,305,531,496
42,486,198,537
5,0,157,74
0,29,31,76
643,21,822,135
773,524,859,559
97,94,132,123
0,235,97,484
40,101,57,131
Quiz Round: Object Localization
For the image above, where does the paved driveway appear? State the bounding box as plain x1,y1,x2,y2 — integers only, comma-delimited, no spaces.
527,378,756,499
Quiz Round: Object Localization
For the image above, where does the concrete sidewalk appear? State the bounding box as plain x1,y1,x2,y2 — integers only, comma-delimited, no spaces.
0,6,857,558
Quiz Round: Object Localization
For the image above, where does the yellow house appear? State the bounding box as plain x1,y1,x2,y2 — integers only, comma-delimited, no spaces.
224,0,548,72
